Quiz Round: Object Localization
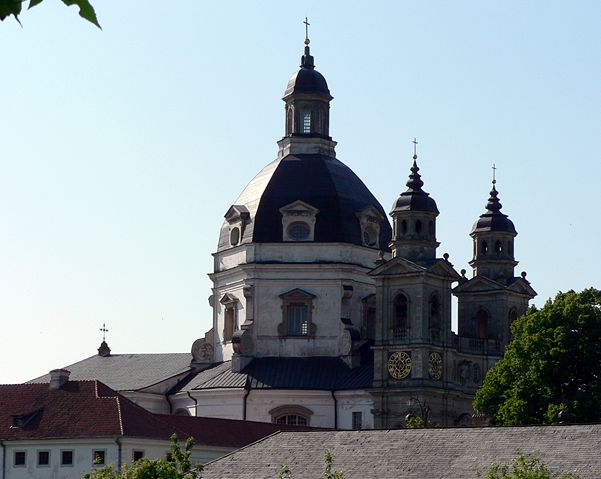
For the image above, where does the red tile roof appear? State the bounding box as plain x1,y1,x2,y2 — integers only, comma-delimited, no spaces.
0,380,315,447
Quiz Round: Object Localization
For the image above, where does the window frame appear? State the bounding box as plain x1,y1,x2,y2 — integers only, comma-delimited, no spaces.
92,449,106,467
13,451,26,467
269,405,313,426
37,450,50,467
352,411,363,430
278,289,316,338
60,449,74,467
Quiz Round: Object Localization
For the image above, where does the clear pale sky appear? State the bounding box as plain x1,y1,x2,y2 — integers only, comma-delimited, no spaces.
1,1,599,383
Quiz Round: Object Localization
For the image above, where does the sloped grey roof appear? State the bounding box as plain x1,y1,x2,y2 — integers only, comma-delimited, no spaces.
182,357,373,391
29,353,193,391
202,425,601,479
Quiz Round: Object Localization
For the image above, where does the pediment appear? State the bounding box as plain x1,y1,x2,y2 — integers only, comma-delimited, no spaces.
220,293,239,305
279,288,316,300
224,205,250,223
506,278,538,297
279,200,320,216
369,256,425,276
355,205,384,222
453,275,505,294
427,259,462,280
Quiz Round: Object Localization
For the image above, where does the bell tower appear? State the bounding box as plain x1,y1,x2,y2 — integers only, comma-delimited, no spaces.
389,143,440,264
469,172,518,283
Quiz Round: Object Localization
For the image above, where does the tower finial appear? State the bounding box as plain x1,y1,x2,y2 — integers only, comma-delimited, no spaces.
100,323,109,342
412,137,418,160
303,17,310,45
492,163,497,185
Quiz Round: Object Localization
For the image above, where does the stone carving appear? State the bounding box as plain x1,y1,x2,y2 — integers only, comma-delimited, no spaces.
457,360,472,385
191,338,214,364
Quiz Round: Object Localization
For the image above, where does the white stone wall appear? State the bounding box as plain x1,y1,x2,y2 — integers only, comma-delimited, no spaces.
1,437,230,479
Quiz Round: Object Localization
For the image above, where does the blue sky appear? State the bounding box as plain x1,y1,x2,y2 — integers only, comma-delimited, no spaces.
1,1,599,383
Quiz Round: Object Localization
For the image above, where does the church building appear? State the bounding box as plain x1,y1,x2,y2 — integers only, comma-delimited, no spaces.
32,35,536,430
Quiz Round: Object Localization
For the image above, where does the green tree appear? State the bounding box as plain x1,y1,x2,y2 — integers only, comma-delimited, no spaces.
0,0,99,28
474,288,601,425
82,435,203,479
481,451,581,479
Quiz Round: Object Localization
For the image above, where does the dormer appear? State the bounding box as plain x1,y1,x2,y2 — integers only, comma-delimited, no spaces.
356,206,385,248
224,205,250,247
279,200,319,242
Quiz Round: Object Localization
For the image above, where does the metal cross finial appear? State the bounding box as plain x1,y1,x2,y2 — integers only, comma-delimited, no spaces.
100,323,109,342
412,137,418,160
303,17,310,45
492,163,497,184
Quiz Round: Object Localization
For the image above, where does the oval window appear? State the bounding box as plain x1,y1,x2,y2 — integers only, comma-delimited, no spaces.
287,222,311,241
230,227,240,246
363,227,377,247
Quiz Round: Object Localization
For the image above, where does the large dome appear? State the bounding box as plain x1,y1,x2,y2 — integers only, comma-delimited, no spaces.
217,154,392,251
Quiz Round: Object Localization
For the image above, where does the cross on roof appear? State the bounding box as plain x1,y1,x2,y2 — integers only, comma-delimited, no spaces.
303,17,310,45
100,323,109,342
412,137,418,159
492,163,497,184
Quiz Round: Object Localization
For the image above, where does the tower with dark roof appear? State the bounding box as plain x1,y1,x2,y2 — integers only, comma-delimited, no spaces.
453,179,536,349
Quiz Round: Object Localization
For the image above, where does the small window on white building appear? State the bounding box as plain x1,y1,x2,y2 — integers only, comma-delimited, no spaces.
287,222,311,241
220,293,239,343
276,414,308,425
278,289,316,338
61,450,73,466
37,451,50,467
133,450,145,462
93,450,106,466
14,451,26,467
270,405,313,426
352,411,363,430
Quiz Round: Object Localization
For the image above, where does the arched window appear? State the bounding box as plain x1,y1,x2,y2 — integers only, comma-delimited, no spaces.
495,240,502,253
476,309,489,339
415,220,422,234
270,405,313,426
286,106,293,135
401,220,408,235
362,294,376,342
481,241,489,254
429,294,441,341
302,111,311,133
393,293,408,339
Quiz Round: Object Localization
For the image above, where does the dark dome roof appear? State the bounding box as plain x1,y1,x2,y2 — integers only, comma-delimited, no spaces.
471,184,517,234
284,68,330,97
217,154,392,251
391,160,439,214
283,46,331,98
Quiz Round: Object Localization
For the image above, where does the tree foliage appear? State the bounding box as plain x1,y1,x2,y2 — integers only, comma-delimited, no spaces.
276,450,344,479
0,0,99,28
82,435,203,479
481,451,581,479
474,288,601,425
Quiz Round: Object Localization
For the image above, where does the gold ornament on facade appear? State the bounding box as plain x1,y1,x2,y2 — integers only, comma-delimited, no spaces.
428,352,443,380
388,351,412,379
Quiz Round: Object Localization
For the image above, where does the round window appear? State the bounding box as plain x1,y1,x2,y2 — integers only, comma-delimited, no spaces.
287,222,310,241
230,227,240,246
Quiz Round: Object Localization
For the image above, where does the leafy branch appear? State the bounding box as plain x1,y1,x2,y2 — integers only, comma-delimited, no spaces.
0,0,100,28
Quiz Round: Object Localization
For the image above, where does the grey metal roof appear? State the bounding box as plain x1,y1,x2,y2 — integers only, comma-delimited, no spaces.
29,352,193,391
183,357,373,391
202,425,601,479
217,154,392,252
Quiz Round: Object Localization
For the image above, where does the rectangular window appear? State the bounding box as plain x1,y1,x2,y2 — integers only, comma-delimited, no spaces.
37,450,50,466
14,451,26,467
61,450,73,466
93,450,106,466
224,307,235,341
302,111,311,133
352,411,363,430
288,304,309,336
133,450,144,462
